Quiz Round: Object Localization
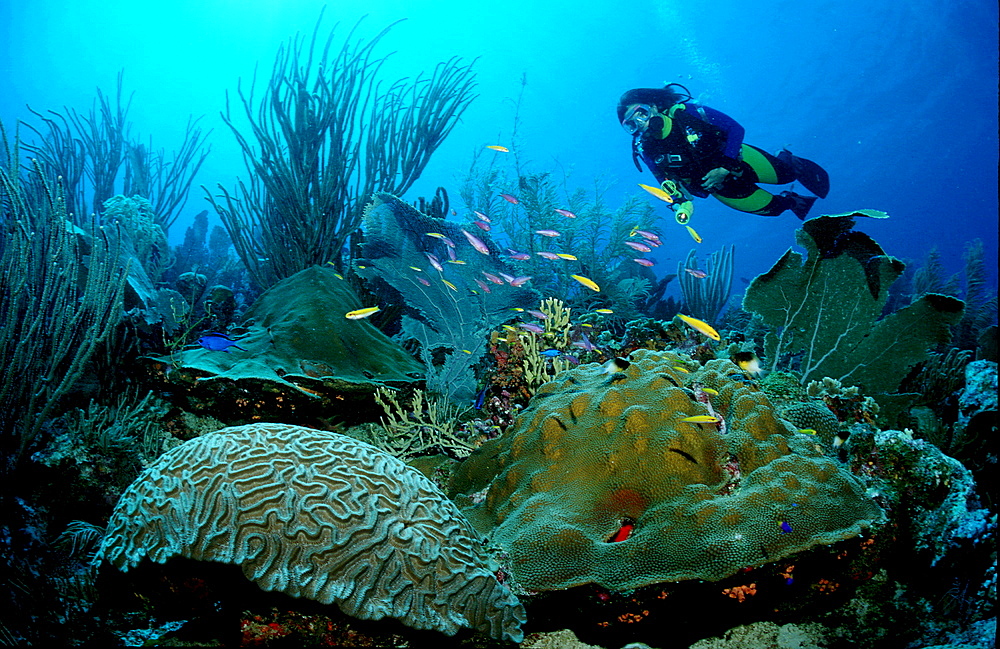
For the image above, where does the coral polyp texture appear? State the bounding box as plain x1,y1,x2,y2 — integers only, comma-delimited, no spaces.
450,350,883,591
96,423,526,642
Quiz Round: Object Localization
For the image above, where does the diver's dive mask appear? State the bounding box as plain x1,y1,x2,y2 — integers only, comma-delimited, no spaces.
621,103,655,135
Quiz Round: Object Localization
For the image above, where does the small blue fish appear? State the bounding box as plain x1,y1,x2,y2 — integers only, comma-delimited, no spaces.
198,333,247,352
472,386,488,410
540,349,562,358
779,521,793,534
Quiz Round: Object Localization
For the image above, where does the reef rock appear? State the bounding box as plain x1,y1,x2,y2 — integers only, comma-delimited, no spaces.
450,350,883,591
96,422,525,642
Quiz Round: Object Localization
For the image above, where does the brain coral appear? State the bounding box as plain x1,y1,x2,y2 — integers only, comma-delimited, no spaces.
450,349,883,591
778,401,842,445
96,423,525,642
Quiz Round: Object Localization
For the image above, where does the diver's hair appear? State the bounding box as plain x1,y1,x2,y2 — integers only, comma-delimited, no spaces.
616,83,693,123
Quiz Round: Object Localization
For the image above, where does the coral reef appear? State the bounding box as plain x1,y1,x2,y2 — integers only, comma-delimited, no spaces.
677,244,735,323
359,193,537,403
155,266,423,422
96,422,526,642
743,212,964,393
449,349,883,592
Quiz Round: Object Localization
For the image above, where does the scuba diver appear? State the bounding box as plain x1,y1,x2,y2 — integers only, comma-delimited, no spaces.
618,84,830,223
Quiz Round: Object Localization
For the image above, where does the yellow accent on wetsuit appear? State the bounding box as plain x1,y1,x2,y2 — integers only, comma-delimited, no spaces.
713,188,775,213
739,144,780,184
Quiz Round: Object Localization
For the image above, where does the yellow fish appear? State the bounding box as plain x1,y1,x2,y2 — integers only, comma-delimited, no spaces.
685,225,702,243
680,415,720,424
442,279,458,291
571,274,601,292
672,366,691,374
409,266,422,271
595,308,614,314
638,183,675,204
701,387,719,396
486,145,510,152
345,306,380,320
732,352,763,375
677,313,720,341
799,428,818,435
556,253,578,260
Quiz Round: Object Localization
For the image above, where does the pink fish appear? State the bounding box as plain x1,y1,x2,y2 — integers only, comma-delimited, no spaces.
554,208,577,218
537,251,560,260
482,271,505,285
527,309,548,319
633,258,655,267
625,241,652,253
417,276,432,286
474,220,491,232
634,229,660,241
507,249,531,261
685,268,708,278
462,229,490,255
500,193,519,204
474,210,491,222
447,245,458,261
535,229,561,237
499,272,516,284
424,252,444,272
519,322,545,333
510,275,532,287
474,278,492,293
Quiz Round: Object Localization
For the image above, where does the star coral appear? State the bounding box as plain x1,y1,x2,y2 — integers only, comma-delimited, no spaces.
450,349,883,591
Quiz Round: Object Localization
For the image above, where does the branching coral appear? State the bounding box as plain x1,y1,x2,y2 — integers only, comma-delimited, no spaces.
371,387,476,460
208,13,477,285
677,244,735,323
0,135,129,465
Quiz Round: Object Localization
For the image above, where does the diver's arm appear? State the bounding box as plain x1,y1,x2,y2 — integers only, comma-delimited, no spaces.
697,105,745,163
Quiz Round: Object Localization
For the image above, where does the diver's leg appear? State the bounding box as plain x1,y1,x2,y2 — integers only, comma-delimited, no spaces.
776,149,830,198
713,184,816,219
740,144,796,185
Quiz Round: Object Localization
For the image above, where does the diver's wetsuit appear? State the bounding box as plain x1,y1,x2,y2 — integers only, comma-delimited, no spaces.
636,102,801,216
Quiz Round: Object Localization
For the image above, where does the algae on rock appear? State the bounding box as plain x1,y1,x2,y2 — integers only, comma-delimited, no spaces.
743,212,964,394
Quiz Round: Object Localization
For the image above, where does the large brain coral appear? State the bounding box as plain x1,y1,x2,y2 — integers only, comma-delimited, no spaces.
450,350,883,591
96,423,525,642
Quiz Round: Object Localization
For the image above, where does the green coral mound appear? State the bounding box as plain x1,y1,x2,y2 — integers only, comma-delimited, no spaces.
165,266,423,393
744,212,964,394
450,350,883,591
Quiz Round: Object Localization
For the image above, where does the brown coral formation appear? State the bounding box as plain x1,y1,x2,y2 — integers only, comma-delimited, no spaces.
96,423,525,642
450,350,882,591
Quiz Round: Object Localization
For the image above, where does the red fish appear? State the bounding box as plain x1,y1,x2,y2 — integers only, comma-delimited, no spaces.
500,193,519,204
609,521,635,543
685,268,708,278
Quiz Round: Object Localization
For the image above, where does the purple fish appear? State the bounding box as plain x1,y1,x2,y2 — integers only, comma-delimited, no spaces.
779,521,793,534
462,229,490,255
519,322,545,333
198,333,247,352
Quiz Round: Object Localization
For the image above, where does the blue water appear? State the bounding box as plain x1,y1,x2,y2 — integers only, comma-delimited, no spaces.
2,0,996,290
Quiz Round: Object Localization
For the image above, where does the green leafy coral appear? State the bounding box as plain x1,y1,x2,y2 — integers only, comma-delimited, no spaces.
743,212,964,394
